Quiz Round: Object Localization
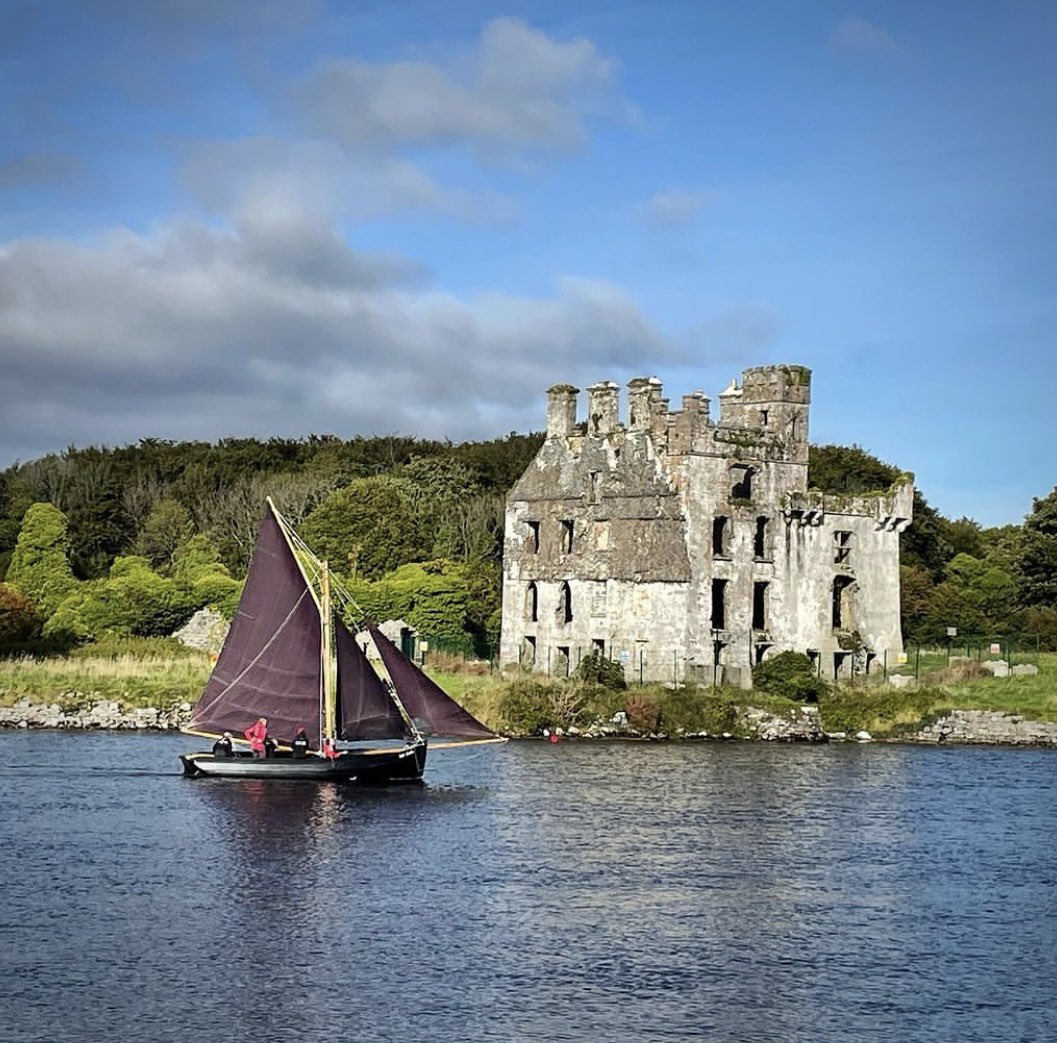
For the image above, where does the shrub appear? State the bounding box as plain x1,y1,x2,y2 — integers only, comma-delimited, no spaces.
753,651,829,703
0,583,41,643
495,678,587,735
574,649,627,690
625,692,660,733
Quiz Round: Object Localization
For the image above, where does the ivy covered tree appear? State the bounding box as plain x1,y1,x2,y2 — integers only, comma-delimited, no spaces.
45,556,199,641
6,503,79,617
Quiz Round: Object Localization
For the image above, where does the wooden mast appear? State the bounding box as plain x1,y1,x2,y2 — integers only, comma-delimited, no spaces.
321,558,336,746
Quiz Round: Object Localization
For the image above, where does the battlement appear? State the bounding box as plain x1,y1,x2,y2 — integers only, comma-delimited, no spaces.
542,365,811,462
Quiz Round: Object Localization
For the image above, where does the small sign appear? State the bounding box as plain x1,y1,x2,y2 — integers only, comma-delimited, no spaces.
990,642,1001,655
897,653,908,665
946,627,957,637
420,640,429,652
619,650,630,663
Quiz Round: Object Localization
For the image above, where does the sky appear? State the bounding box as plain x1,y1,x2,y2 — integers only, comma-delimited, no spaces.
1,0,1054,527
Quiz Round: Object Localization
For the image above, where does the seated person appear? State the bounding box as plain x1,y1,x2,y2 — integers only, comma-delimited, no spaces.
263,735,277,759
291,728,310,759
212,732,234,758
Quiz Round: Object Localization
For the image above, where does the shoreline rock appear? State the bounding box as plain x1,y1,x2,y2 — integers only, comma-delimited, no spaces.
2,700,1057,748
0,698,193,731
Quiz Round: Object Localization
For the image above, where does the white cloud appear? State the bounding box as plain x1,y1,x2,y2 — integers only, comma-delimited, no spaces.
829,16,899,55
293,17,628,157
0,215,682,462
642,188,713,227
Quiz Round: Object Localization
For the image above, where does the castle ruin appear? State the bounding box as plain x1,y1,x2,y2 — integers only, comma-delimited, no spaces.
499,365,913,686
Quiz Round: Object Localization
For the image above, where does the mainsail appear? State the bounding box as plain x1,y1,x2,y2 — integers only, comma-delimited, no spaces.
189,508,323,744
368,626,495,740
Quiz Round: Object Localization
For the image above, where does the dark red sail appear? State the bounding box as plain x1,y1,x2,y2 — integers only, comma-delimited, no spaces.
335,620,411,741
368,626,494,739
190,506,322,744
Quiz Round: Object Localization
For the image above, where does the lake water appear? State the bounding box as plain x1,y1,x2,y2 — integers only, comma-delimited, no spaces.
1,731,1055,1043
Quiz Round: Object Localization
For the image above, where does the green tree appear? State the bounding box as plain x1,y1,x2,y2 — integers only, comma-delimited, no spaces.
1016,487,1057,607
301,477,427,581
6,503,79,617
133,498,194,571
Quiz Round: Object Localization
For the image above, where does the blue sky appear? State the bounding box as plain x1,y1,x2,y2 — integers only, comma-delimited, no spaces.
1,1,1054,527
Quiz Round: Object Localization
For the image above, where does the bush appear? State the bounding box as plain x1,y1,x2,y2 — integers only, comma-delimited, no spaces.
753,651,829,703
495,678,587,735
574,649,627,690
625,692,659,733
0,583,41,643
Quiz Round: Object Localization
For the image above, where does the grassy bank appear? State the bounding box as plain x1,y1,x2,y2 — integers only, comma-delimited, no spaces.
2,641,1056,738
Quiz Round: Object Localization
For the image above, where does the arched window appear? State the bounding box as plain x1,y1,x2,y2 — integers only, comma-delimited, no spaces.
525,582,538,622
558,581,573,624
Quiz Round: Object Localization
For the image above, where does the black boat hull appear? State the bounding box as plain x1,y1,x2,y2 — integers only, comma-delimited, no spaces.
180,741,428,783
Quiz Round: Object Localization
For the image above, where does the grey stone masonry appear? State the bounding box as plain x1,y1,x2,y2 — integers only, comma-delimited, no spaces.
500,365,913,685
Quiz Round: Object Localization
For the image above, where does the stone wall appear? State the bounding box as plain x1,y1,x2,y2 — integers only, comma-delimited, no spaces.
911,710,1057,747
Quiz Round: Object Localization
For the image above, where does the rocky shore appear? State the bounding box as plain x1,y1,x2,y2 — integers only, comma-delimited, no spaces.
1,699,1056,747
0,698,193,731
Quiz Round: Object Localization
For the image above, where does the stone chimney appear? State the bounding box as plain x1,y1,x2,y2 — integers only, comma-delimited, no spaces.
627,376,663,433
546,385,579,439
586,381,619,437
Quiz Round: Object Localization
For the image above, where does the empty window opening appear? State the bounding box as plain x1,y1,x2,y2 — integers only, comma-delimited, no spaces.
525,582,538,622
731,466,753,500
833,651,851,680
834,530,852,564
527,520,540,554
556,645,571,677
713,516,729,556
754,516,769,559
592,638,606,654
559,581,573,624
522,635,537,666
754,643,771,665
711,578,728,630
760,409,769,427
560,519,574,553
752,581,768,630
832,575,855,628
588,471,600,504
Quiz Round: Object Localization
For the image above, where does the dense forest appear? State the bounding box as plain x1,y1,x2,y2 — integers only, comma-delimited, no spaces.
1,434,1055,653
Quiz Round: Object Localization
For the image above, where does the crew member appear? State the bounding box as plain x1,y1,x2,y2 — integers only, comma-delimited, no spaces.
244,717,269,759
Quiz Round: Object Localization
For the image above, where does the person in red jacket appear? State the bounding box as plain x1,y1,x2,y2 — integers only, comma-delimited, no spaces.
244,717,269,758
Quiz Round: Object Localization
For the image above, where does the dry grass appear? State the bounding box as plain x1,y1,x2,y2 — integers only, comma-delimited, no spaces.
0,651,213,710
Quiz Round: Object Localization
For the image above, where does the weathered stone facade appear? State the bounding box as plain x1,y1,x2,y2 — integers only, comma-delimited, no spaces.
500,365,913,686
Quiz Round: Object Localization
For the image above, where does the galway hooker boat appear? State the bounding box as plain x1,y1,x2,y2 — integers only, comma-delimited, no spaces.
180,499,501,782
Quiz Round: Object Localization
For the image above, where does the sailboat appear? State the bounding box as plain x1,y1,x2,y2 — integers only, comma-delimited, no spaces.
180,499,502,782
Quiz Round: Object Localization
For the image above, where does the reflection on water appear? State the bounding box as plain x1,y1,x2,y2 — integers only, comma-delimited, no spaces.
1,731,1056,1043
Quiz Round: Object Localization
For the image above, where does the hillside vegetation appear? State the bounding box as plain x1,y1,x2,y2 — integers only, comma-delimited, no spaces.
1,435,1056,658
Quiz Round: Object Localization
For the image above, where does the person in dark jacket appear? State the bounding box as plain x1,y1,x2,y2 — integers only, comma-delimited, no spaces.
291,728,310,759
212,732,234,758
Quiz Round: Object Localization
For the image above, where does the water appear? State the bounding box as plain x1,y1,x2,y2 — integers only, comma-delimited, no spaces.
1,732,1055,1043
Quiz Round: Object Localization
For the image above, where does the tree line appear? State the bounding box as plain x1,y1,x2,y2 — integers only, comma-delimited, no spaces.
0,435,1055,652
